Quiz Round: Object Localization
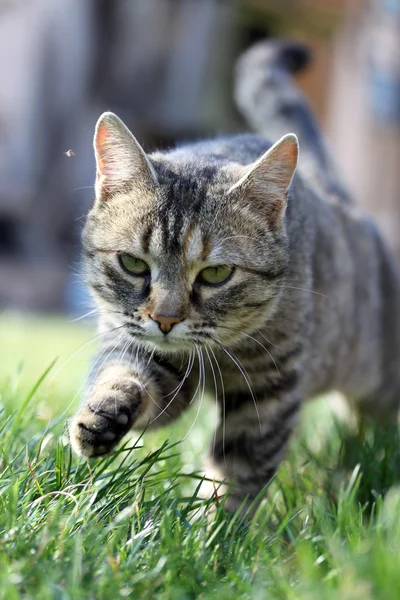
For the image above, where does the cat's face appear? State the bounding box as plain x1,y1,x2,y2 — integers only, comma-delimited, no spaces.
83,113,297,353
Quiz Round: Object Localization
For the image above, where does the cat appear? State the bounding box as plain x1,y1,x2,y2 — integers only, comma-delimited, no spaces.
69,39,400,511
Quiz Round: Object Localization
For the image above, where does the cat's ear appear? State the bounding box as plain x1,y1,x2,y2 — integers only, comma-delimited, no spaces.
230,134,298,227
93,112,157,201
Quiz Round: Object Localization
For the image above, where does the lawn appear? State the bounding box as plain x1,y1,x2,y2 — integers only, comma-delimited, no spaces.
1,312,400,599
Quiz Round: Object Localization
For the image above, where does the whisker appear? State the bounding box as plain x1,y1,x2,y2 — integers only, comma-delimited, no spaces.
207,344,227,467
238,331,280,376
119,337,134,365
216,323,275,348
150,349,195,424
46,324,127,389
141,382,164,415
204,346,219,458
70,308,100,322
217,325,280,375
182,346,206,442
253,327,278,349
218,234,264,246
54,330,127,422
146,348,156,368
91,334,132,415
71,185,94,192
88,332,128,388
215,340,262,432
277,285,328,299
161,351,194,399
189,345,203,407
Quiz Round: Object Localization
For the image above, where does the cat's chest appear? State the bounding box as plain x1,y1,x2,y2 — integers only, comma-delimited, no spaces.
169,344,286,396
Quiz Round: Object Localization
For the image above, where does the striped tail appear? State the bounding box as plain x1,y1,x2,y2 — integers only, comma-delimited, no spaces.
235,39,351,202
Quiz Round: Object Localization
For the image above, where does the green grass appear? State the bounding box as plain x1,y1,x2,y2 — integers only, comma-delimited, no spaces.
1,313,400,599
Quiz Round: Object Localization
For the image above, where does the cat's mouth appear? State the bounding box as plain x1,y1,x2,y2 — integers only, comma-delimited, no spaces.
127,330,195,353
123,319,218,352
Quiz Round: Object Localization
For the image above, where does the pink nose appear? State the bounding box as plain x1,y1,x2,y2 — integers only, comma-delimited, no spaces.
150,314,182,334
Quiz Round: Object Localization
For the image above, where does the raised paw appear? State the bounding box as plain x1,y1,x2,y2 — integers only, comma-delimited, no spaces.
69,376,143,457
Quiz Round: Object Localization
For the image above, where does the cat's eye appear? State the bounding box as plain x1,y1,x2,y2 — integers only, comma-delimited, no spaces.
118,254,150,276
197,265,233,286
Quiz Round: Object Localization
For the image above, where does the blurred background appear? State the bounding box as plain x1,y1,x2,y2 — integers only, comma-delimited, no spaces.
0,0,399,315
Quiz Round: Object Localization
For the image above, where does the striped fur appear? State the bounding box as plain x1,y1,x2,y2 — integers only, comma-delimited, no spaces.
69,41,400,511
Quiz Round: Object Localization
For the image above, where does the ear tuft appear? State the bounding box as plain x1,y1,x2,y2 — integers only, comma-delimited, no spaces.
94,112,156,201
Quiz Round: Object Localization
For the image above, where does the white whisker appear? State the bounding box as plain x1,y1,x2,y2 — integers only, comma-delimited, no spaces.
46,324,127,390
55,330,127,422
189,345,203,407
92,334,132,415
161,351,194,399
72,185,94,192
208,344,227,466
218,234,263,245
204,346,219,458
239,330,280,376
150,349,195,424
217,325,280,375
182,346,206,442
278,285,328,298
218,342,262,432
253,327,278,349
70,308,99,322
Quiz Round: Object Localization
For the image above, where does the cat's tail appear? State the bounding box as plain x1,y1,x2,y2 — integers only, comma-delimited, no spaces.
235,39,351,201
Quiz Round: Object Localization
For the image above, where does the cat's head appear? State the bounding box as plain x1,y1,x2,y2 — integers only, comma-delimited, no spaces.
83,112,298,353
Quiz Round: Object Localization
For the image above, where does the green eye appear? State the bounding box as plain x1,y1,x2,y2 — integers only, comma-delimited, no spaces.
119,254,150,276
198,265,233,286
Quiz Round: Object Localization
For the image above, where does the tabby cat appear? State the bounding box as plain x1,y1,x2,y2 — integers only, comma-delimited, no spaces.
69,40,400,511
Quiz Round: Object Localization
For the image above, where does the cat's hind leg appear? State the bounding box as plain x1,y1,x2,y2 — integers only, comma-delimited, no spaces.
355,383,400,430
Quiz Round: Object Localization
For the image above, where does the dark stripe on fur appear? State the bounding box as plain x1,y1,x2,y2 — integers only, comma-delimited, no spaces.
224,371,299,414
152,353,184,378
102,264,149,304
263,370,299,396
141,223,153,254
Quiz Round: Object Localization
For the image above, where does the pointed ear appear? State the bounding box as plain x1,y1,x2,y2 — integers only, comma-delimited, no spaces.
229,134,298,227
93,112,157,201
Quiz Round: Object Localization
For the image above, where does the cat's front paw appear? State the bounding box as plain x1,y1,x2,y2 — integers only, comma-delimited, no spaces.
69,376,143,457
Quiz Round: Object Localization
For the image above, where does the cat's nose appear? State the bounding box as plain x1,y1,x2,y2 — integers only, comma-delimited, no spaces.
150,314,182,334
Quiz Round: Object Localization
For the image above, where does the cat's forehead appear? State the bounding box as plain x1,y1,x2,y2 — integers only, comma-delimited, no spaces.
133,171,227,263
90,159,254,265
142,216,223,265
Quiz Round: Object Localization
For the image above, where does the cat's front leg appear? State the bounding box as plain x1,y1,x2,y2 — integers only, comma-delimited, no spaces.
69,349,194,458
69,363,154,457
209,395,301,512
